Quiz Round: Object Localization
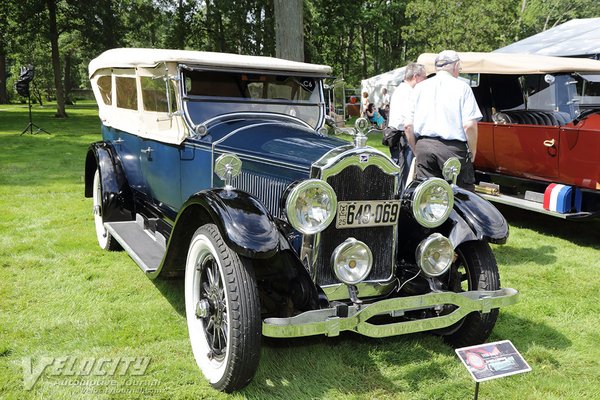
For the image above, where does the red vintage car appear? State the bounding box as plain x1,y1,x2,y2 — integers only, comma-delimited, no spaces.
418,52,600,220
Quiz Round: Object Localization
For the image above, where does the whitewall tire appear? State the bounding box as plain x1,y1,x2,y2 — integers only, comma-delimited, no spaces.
184,224,261,392
92,169,120,251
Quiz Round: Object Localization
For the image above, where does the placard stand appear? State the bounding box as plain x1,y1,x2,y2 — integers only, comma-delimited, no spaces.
456,340,531,400
20,95,50,136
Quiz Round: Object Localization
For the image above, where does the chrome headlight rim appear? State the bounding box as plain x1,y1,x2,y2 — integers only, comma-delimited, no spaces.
415,233,454,277
412,178,454,228
331,238,373,285
285,179,337,235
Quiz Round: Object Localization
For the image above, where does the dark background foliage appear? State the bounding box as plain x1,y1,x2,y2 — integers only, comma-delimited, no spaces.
1,0,599,115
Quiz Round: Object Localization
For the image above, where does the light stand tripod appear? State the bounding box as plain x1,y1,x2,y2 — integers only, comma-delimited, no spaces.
20,94,51,135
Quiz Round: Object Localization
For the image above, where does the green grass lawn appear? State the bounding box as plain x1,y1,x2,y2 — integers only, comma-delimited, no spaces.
1,103,599,399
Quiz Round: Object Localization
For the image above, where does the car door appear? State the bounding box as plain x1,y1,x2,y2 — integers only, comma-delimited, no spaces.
137,67,185,218
558,115,600,190
493,123,559,180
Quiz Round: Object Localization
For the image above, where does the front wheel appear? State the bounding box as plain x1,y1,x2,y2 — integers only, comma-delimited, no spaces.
441,241,500,348
185,224,261,392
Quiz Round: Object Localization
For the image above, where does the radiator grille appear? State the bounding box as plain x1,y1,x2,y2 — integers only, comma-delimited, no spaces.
234,171,290,217
316,165,397,286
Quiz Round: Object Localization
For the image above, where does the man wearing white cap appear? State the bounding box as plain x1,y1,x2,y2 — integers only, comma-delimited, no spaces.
404,50,482,191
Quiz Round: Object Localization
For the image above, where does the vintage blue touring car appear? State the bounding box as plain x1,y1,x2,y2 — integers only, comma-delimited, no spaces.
84,48,518,392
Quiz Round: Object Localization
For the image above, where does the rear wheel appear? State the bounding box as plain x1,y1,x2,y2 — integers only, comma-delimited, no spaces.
185,224,261,392
441,241,500,347
92,169,121,251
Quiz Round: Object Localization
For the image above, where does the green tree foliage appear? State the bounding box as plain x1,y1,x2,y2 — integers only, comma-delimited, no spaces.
2,0,599,106
516,0,600,39
403,0,520,61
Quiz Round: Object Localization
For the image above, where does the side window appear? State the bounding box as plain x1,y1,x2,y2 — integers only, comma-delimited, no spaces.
115,76,138,110
141,77,177,113
97,76,112,105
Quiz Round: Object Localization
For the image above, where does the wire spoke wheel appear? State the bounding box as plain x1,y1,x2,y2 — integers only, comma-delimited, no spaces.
185,224,261,392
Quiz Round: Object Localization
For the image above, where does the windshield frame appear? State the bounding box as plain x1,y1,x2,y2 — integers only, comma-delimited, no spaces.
178,65,326,130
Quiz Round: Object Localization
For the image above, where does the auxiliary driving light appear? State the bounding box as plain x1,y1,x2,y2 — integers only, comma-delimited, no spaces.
331,238,373,285
415,233,454,277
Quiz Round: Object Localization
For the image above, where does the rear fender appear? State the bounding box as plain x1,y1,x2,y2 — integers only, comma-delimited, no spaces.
84,142,134,222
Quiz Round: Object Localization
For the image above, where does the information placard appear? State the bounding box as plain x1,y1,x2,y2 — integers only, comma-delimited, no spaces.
456,340,531,382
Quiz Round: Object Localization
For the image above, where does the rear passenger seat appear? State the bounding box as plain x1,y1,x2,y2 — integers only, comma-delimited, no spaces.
493,110,571,126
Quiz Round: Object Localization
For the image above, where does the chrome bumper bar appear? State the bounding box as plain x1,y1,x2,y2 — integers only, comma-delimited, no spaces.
262,288,519,338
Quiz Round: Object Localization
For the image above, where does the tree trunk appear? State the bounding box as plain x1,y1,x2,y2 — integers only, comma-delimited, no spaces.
274,0,304,61
360,24,367,78
0,46,7,104
46,0,67,118
64,52,73,105
176,0,185,49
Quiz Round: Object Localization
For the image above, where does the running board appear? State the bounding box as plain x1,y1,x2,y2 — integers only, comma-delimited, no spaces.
479,193,595,220
104,216,166,273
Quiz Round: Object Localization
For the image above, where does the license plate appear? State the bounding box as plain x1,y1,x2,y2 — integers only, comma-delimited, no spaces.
336,200,401,229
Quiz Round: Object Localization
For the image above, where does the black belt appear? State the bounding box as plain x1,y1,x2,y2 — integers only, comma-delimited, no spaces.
417,136,466,144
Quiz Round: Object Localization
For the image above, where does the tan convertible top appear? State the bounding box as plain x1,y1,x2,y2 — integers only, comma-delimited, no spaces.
417,52,600,75
89,48,332,78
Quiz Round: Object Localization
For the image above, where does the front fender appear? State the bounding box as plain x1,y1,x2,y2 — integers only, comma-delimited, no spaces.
450,186,509,245
192,188,284,258
84,142,133,222
154,188,289,278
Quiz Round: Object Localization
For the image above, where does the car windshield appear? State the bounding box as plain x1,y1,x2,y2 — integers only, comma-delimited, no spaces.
181,68,324,129
504,74,580,119
575,73,600,108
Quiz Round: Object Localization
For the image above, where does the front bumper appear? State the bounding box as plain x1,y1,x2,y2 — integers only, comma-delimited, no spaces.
262,288,518,338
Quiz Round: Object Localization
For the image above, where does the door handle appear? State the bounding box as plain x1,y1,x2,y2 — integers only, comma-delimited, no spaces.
141,147,154,154
114,138,124,144
543,139,555,147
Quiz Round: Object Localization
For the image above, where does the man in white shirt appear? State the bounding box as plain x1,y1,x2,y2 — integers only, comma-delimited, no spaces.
405,50,482,191
386,63,426,188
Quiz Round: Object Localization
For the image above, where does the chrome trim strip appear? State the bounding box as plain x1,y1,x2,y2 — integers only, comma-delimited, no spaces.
262,288,519,338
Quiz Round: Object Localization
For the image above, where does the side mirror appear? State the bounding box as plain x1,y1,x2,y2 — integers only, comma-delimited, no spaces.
214,153,242,190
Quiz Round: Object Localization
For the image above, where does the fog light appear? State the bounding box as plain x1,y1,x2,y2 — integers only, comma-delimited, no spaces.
416,233,454,277
331,238,373,285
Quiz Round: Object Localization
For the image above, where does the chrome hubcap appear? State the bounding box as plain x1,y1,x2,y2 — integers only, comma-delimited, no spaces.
195,299,210,318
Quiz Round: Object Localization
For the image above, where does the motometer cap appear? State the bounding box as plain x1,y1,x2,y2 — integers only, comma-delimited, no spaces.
435,50,460,67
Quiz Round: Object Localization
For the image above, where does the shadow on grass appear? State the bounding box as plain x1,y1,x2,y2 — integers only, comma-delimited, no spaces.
494,244,558,265
150,272,569,398
0,103,100,135
151,278,185,317
495,204,600,249
495,312,572,351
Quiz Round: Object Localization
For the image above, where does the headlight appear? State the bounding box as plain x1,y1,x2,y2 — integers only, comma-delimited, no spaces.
331,238,373,285
285,179,337,235
416,233,454,277
412,178,454,228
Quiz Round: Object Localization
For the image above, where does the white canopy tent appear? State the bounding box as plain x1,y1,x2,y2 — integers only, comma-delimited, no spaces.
360,66,406,109
495,17,600,59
